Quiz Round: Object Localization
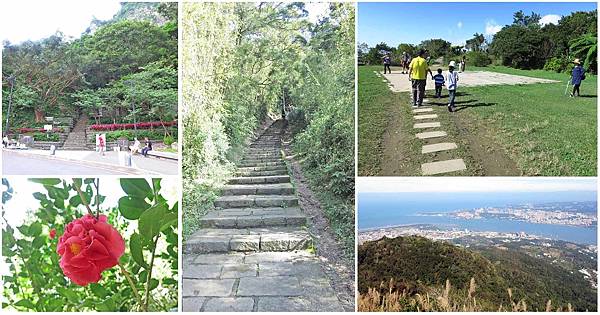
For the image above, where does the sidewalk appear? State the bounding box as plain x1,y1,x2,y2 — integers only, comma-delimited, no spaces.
3,149,178,175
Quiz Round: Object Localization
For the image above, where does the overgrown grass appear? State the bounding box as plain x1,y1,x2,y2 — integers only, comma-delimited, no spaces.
295,160,355,258
358,278,574,312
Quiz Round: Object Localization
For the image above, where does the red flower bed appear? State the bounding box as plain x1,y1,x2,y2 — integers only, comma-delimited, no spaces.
89,121,177,131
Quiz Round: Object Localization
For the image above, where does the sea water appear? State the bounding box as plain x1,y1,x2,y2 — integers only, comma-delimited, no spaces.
358,192,598,245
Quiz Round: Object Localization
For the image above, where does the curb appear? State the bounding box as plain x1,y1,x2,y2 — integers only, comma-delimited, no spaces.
2,149,161,175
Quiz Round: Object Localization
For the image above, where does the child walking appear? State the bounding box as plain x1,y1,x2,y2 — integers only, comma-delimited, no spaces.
433,68,445,98
446,61,459,112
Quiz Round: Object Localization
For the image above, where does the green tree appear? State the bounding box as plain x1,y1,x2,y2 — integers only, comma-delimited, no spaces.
570,33,597,72
490,25,552,69
512,10,542,27
77,20,176,88
2,35,82,122
419,38,452,58
465,33,485,52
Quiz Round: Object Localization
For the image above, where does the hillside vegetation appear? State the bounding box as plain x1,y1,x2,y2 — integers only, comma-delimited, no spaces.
2,2,177,139
358,236,597,311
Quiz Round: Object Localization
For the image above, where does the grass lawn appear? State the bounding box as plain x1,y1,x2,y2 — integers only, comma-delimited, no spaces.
357,65,421,175
358,65,597,176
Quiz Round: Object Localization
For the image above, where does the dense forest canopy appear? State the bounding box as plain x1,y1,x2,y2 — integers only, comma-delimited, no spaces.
2,2,178,135
183,2,354,191
359,9,597,73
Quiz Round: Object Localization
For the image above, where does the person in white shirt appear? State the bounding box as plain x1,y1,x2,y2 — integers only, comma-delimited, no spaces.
446,61,459,112
130,137,141,155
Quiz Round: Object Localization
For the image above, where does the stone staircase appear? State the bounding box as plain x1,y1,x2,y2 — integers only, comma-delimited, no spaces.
61,114,91,150
183,120,345,312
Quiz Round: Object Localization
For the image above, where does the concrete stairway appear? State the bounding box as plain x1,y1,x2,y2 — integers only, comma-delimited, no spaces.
183,120,345,312
61,114,90,150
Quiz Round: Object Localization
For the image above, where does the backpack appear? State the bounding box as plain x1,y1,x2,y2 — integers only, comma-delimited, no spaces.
581,72,586,80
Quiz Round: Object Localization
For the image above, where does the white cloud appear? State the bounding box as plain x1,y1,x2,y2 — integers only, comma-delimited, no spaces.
485,20,503,36
356,177,597,193
457,21,463,29
0,0,121,43
539,14,561,26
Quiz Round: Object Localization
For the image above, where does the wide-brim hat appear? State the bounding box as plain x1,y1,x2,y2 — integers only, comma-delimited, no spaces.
573,58,581,64
449,61,456,68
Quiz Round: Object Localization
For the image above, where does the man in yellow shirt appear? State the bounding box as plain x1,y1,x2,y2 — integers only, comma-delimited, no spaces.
408,49,433,107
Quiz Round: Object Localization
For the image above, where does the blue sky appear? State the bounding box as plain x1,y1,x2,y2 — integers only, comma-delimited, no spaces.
358,2,598,47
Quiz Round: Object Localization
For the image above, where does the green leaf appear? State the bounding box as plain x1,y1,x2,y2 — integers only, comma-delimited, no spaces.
56,287,80,304
14,299,36,310
29,223,42,236
69,195,82,207
29,178,61,186
73,178,83,187
89,283,110,298
138,203,168,240
32,192,46,200
162,278,177,285
118,196,151,220
148,278,159,291
130,233,148,269
96,298,116,312
32,236,45,248
120,178,152,199
160,212,178,232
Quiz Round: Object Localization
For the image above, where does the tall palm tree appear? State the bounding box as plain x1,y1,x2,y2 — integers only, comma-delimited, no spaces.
570,33,597,72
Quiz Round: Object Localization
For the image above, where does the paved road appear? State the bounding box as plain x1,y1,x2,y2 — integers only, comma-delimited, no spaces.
2,151,133,175
381,70,559,92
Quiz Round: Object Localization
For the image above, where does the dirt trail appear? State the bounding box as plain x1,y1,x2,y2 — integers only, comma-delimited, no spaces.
282,123,355,311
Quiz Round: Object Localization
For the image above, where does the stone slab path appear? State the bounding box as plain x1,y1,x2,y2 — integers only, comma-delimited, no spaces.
382,70,559,92
183,120,346,312
410,102,466,175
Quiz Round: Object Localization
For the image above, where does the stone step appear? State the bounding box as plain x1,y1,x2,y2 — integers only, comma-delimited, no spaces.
221,183,294,196
215,195,298,208
236,169,288,177
199,207,306,228
416,131,447,139
228,175,290,185
241,157,283,164
414,122,441,129
237,165,286,172
249,146,281,150
243,151,281,157
413,108,433,113
238,161,285,168
414,114,438,120
421,142,458,154
244,153,281,159
184,228,312,253
421,159,467,175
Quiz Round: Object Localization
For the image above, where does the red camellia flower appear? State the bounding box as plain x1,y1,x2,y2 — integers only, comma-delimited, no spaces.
49,229,56,239
56,214,125,286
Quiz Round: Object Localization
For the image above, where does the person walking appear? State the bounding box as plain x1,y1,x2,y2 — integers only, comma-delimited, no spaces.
383,53,392,74
460,55,466,72
570,58,586,97
98,135,106,156
408,49,433,107
401,52,410,74
433,69,445,98
446,61,459,112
